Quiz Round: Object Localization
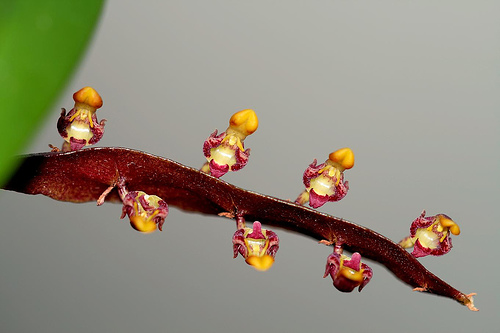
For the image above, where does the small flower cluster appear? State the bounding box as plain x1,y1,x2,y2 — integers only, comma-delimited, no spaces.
52,88,468,301
200,110,281,270
56,88,171,234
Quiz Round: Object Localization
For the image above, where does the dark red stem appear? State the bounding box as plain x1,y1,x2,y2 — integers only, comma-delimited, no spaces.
3,147,476,310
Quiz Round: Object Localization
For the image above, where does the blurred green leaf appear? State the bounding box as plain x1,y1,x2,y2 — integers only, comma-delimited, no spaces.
0,0,104,185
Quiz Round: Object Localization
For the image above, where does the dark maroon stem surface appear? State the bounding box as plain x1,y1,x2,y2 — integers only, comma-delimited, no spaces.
3,147,476,309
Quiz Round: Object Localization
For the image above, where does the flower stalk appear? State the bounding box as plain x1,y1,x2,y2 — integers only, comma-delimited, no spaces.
1,85,478,311
3,148,478,310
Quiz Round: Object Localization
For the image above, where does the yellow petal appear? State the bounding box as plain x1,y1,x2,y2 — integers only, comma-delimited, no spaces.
328,148,355,170
339,267,364,283
73,86,103,109
440,216,461,235
245,255,274,271
229,109,258,137
129,215,157,233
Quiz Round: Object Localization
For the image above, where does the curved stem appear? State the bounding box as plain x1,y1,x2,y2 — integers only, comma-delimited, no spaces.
3,147,477,310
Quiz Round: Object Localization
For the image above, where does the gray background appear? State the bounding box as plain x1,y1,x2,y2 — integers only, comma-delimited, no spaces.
1,1,499,332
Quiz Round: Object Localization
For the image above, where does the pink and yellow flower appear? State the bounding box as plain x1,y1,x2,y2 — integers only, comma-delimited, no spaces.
296,148,354,208
232,221,279,271
57,87,106,151
120,190,169,233
202,109,258,178
323,252,373,292
400,211,460,258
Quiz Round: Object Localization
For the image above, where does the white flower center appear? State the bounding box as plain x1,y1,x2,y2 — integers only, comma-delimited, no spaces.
309,174,335,196
67,120,93,143
415,229,439,249
210,146,236,167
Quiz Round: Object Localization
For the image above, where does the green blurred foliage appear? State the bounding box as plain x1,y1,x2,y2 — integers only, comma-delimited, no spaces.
0,0,104,185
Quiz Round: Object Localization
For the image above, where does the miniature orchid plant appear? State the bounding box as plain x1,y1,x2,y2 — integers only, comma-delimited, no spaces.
2,87,477,311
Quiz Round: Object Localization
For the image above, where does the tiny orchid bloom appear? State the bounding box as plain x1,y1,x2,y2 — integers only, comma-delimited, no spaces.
296,148,354,208
202,109,258,178
232,221,279,271
399,211,460,258
57,86,106,151
120,190,169,233
323,252,373,292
